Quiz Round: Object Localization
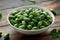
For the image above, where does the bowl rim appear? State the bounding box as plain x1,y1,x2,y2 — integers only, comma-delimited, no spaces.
7,5,55,31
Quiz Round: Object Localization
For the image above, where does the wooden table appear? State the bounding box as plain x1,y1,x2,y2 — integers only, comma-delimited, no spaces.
0,0,60,40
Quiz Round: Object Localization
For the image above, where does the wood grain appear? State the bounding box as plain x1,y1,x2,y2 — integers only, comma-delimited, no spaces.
0,1,60,40
0,9,12,26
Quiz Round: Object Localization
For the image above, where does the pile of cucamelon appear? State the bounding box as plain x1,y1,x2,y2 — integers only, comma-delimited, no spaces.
9,7,52,30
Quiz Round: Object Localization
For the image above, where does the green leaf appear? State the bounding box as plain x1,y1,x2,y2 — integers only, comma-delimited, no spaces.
58,30,60,36
4,33,10,40
0,13,2,19
50,9,56,16
0,32,2,38
50,29,58,38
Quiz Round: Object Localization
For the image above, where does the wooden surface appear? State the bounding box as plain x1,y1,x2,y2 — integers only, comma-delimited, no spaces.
0,0,60,40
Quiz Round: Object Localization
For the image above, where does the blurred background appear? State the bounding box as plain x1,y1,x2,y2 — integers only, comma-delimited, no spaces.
0,0,60,14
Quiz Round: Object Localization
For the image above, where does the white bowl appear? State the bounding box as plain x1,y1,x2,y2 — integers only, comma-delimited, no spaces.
7,5,55,35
